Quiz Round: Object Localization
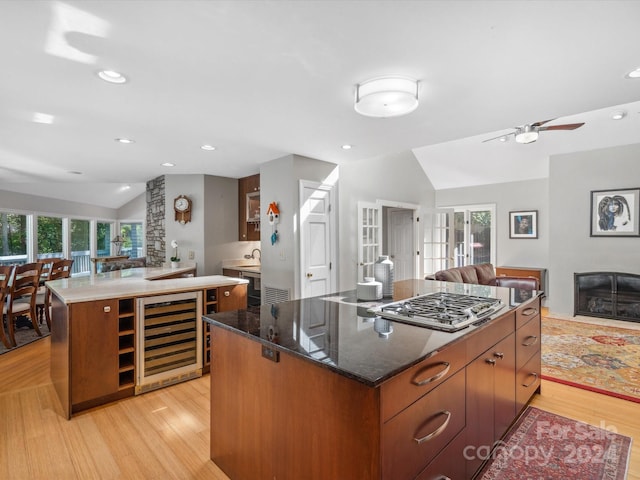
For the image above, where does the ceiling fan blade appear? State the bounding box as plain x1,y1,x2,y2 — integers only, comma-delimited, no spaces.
531,119,555,128
482,132,515,143
539,122,585,131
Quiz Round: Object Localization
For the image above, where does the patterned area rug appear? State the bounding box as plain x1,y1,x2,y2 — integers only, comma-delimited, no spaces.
0,320,50,355
478,406,632,479
541,317,640,403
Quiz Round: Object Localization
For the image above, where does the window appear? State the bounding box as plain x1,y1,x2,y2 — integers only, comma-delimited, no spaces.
71,219,91,275
0,212,28,265
452,205,495,267
37,215,63,260
120,221,143,258
96,222,113,257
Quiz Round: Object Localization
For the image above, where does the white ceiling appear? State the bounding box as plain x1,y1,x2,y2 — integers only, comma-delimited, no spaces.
1,1,639,209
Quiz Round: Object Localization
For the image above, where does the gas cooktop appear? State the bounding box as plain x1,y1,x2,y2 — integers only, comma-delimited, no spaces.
373,292,505,332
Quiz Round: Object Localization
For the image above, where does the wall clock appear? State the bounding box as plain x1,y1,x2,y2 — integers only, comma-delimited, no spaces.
174,195,192,224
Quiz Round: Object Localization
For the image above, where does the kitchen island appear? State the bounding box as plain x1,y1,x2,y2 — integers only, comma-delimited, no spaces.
204,279,542,480
48,266,248,419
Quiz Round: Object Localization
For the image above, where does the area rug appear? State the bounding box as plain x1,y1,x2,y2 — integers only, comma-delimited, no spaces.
0,321,50,355
541,317,640,403
478,406,632,479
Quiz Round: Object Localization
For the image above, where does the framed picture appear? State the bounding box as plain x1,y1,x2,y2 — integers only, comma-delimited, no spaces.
509,210,538,239
510,288,534,306
590,187,640,237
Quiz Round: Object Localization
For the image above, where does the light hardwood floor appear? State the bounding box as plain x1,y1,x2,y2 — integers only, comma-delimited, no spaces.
1,335,638,479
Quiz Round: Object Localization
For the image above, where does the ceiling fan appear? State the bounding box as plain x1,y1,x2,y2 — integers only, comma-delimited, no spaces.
483,119,585,144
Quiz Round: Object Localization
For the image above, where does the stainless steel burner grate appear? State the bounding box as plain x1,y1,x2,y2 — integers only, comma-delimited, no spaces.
375,292,504,331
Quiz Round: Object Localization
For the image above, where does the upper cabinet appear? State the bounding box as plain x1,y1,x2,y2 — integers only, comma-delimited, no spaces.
239,174,260,241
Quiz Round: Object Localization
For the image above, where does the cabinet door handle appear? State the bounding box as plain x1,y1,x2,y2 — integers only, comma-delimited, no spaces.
522,372,539,388
494,352,504,359
522,335,538,347
485,358,496,365
224,291,230,297
412,361,450,386
413,410,451,444
435,477,451,480
522,307,538,317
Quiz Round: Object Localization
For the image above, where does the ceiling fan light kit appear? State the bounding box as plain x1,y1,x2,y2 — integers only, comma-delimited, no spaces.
484,119,585,144
515,126,539,144
354,76,419,118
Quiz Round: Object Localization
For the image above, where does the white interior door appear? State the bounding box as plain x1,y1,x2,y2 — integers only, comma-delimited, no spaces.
387,208,414,281
300,181,336,299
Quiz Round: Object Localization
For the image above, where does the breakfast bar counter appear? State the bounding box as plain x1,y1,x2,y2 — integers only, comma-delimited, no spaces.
48,267,248,419
204,279,542,480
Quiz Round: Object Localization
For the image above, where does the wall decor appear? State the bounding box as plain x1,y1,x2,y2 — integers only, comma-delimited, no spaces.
590,187,640,237
509,210,538,239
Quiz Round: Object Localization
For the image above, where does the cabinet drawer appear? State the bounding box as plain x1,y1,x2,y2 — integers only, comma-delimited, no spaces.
415,429,467,480
466,311,515,362
381,339,466,422
516,351,541,412
515,314,541,369
382,369,466,480
516,297,540,328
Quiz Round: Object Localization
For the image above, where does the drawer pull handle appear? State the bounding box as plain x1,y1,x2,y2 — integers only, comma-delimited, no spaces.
522,307,538,317
522,372,539,388
412,362,450,386
436,477,451,480
486,358,496,365
522,335,538,347
494,352,504,359
414,410,451,444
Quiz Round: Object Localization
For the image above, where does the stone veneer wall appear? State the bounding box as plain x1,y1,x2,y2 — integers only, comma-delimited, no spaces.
146,176,165,267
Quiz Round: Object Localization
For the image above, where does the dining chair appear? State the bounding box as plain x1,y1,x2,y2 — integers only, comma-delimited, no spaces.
7,262,43,347
43,259,74,329
0,265,15,349
35,258,58,325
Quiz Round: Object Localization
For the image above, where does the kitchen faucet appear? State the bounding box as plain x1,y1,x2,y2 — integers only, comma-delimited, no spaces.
244,248,261,263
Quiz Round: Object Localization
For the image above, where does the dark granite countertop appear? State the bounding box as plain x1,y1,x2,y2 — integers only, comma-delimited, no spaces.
203,279,533,387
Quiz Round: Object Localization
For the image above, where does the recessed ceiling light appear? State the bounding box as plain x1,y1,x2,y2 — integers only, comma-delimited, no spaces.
611,111,627,120
32,112,54,124
341,144,353,150
161,162,175,167
626,67,640,79
201,144,216,151
97,69,127,84
115,137,135,144
120,185,131,191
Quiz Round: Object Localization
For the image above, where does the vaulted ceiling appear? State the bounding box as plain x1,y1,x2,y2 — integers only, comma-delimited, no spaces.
1,1,639,208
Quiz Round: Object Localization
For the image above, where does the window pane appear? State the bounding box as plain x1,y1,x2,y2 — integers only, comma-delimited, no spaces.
469,210,491,265
37,216,63,259
71,219,91,275
120,222,143,258
0,212,28,265
97,222,112,257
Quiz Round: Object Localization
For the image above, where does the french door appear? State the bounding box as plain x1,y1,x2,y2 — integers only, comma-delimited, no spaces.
453,205,496,267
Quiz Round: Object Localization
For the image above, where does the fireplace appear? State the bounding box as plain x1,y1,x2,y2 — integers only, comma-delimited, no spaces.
574,272,640,322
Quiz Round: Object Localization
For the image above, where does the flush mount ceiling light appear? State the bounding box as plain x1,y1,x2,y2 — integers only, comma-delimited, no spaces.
626,67,640,79
514,125,539,144
354,76,419,118
97,69,127,84
611,110,627,120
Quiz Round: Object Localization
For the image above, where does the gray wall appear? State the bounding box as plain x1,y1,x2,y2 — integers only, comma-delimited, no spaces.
338,150,436,291
548,143,640,316
436,178,549,276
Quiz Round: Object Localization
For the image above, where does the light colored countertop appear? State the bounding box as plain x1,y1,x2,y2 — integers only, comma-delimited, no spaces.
47,266,248,304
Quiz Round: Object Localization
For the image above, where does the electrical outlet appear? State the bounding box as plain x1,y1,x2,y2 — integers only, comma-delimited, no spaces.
188,250,195,260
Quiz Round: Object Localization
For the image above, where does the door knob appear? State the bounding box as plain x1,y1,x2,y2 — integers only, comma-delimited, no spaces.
306,273,313,278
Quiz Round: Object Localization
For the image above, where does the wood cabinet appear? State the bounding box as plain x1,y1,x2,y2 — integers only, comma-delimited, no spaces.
202,283,247,372
515,298,541,412
70,299,121,410
238,173,260,241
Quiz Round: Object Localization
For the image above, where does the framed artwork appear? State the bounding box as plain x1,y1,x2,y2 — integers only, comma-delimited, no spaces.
509,210,538,239
510,288,534,306
590,187,640,237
